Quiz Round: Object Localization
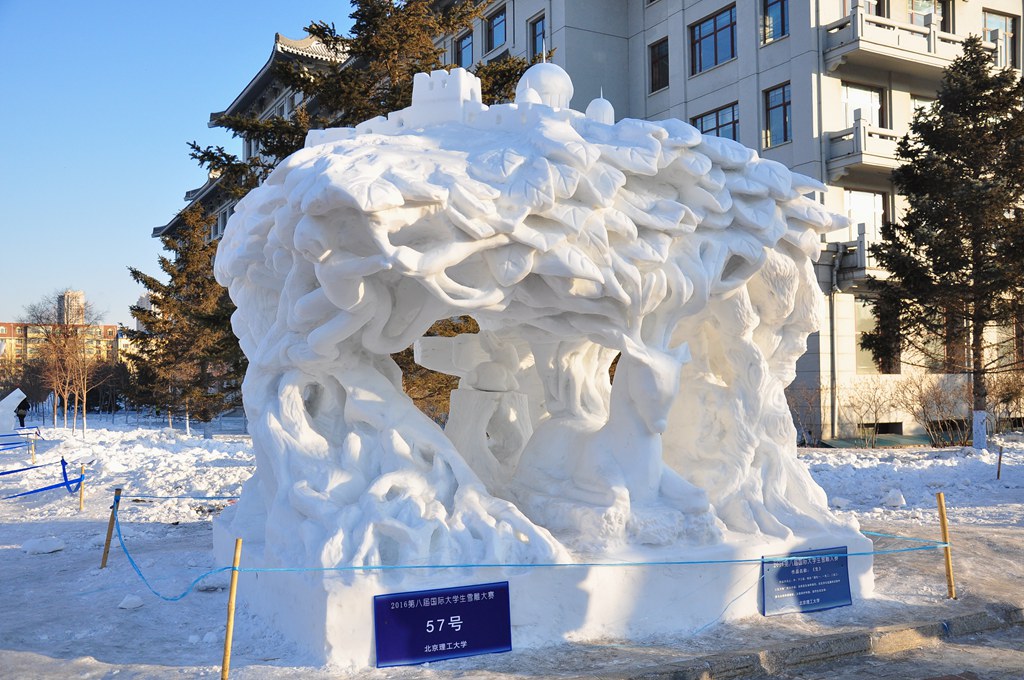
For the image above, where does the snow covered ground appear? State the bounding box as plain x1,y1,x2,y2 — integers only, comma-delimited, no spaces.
0,416,1020,679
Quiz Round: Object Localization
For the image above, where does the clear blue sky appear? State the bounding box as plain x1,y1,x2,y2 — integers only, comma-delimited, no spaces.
0,1,354,327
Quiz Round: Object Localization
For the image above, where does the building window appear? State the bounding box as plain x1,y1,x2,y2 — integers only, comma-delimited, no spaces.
456,32,473,69
911,94,935,115
907,1,950,32
763,0,789,43
845,189,887,248
486,6,506,53
649,38,669,92
530,14,546,59
985,11,1018,68
692,102,739,140
842,82,886,128
764,82,792,147
844,0,883,16
691,6,736,75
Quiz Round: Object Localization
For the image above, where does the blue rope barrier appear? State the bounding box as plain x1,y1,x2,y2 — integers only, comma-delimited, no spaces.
0,442,28,452
112,510,232,601
229,543,947,575
2,459,83,500
107,483,950,604
121,494,240,501
862,530,947,544
0,460,61,477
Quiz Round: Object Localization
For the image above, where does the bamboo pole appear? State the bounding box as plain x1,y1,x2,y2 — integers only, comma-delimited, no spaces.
78,464,85,512
221,538,243,680
936,492,956,599
997,445,1003,480
100,488,123,569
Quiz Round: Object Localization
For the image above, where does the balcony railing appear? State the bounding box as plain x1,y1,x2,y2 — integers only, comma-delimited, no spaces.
823,1,999,79
826,112,901,181
837,223,885,289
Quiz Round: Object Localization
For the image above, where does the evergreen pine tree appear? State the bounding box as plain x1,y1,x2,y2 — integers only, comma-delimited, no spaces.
126,205,245,432
863,36,1024,449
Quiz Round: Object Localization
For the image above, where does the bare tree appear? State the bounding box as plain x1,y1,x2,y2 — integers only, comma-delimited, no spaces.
892,373,972,446
22,290,105,435
839,376,895,448
786,381,825,446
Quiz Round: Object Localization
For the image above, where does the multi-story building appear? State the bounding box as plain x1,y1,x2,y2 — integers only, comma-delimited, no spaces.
434,0,1022,440
57,290,86,325
153,34,342,243
0,321,119,365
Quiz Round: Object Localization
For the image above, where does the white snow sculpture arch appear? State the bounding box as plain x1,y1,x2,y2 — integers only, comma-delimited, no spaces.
214,65,869,666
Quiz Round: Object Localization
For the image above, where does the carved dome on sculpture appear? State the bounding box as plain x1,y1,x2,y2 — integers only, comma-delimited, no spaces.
585,94,615,124
515,62,574,108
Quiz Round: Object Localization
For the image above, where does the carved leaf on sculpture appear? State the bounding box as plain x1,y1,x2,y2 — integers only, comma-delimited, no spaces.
532,241,605,283
731,196,782,236
693,172,723,201
470,147,528,183
448,204,498,239
782,224,825,258
575,213,611,254
638,269,669,318
573,163,627,208
697,135,756,170
724,172,772,199
544,203,595,237
782,200,837,232
449,181,501,225
614,230,666,264
385,171,450,204
745,160,797,201
301,169,405,215
609,249,643,302
483,243,537,287
507,157,557,212
657,118,704,149
509,215,571,252
530,119,600,170
616,192,696,234
550,163,582,201
600,207,638,241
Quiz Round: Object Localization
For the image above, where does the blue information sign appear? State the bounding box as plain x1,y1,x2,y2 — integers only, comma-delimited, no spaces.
761,546,852,616
373,581,512,667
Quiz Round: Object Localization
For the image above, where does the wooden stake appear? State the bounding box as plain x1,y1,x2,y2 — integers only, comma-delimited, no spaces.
997,445,1003,480
936,492,956,599
100,488,123,569
221,538,243,680
30,440,35,465
78,464,85,512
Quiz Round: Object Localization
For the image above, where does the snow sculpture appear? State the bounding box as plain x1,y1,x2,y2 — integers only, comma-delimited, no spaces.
214,65,872,668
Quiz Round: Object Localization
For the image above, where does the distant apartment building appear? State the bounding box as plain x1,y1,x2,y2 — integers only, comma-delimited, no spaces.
57,290,86,325
158,1,1024,439
0,321,119,364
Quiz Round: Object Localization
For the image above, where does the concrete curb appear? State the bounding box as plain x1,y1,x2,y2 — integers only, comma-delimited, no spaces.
602,604,1024,680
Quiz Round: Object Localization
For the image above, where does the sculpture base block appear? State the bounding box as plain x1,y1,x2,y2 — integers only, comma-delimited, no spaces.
214,511,873,670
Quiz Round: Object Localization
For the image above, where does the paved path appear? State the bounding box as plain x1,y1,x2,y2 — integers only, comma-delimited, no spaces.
775,625,1024,680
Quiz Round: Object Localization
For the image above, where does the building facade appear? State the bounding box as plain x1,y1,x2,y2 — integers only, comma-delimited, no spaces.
436,0,1022,440
0,321,119,364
